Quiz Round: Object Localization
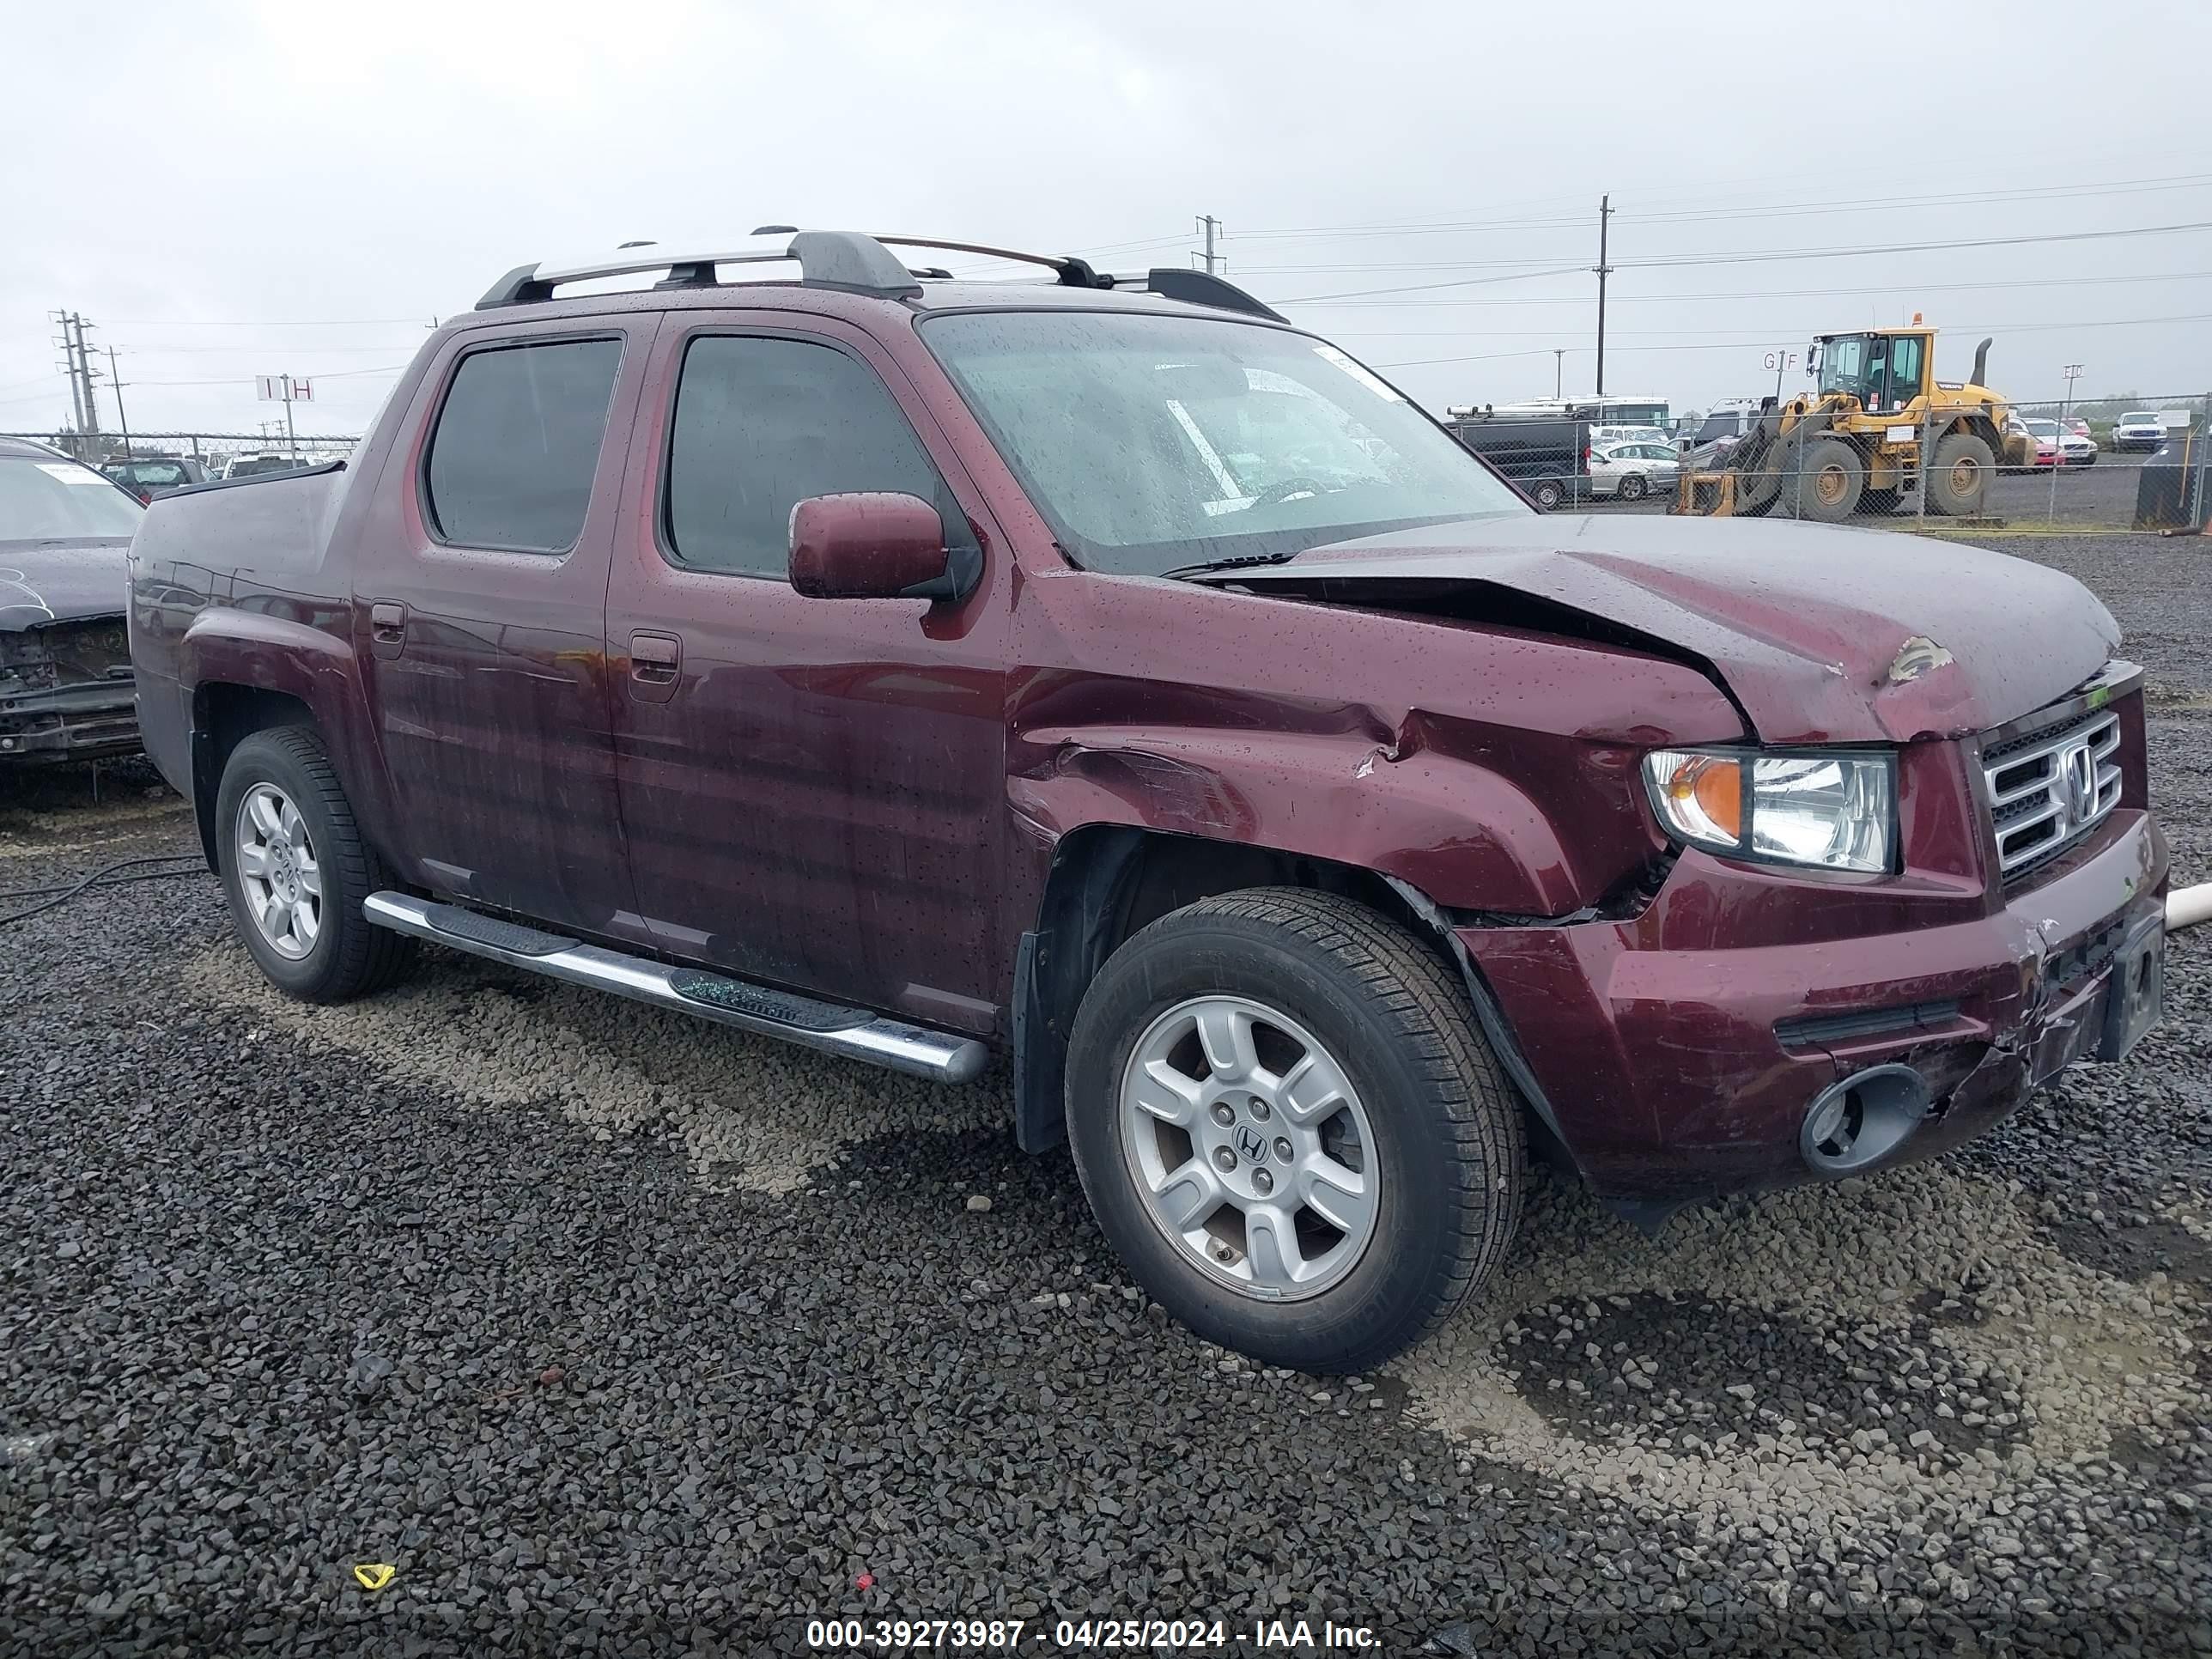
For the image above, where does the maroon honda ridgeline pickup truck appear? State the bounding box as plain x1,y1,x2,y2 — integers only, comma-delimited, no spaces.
128,232,2167,1371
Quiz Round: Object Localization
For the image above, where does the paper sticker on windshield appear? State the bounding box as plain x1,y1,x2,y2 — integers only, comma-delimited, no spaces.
1312,344,1405,402
36,463,107,484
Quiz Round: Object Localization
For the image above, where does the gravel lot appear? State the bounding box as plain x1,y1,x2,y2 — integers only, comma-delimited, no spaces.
3,531,2209,1656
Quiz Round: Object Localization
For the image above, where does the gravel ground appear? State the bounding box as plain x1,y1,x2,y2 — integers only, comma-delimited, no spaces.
3,532,2209,1656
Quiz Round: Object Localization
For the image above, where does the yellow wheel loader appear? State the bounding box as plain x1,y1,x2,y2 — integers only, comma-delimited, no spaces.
1675,329,2028,521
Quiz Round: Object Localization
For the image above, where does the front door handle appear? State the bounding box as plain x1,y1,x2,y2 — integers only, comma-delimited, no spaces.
368,599,407,659
629,630,682,703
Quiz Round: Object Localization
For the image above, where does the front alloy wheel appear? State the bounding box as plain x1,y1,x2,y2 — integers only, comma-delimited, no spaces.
1066,888,1526,1373
1121,994,1379,1300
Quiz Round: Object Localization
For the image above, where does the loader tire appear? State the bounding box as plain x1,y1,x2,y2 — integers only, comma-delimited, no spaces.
1928,432,1995,517
1774,435,1864,523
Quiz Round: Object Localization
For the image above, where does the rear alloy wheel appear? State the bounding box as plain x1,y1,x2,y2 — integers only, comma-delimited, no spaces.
1928,431,1995,517
1529,479,1565,512
216,726,416,1002
234,781,323,961
1066,889,1525,1373
1776,434,1864,522
1616,473,1648,502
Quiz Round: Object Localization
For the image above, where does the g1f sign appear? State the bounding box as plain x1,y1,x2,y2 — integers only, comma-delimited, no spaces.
255,375,314,403
1761,350,1802,374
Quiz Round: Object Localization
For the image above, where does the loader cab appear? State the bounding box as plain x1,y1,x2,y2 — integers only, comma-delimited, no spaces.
1810,331,1932,416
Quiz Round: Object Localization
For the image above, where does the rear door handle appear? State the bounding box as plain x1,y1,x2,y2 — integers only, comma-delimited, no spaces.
368,599,407,659
629,630,682,703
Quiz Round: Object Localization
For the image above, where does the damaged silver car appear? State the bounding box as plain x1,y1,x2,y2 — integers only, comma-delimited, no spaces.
0,437,144,765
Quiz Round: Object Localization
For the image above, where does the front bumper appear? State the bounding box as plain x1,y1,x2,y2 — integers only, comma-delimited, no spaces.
0,677,140,763
1461,807,2168,1205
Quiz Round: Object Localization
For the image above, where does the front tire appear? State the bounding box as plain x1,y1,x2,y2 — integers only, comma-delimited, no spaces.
1065,890,1525,1373
1775,434,1864,522
1528,479,1565,512
215,726,416,1002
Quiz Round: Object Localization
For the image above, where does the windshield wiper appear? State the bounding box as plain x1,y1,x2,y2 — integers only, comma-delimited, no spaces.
1160,550,1305,580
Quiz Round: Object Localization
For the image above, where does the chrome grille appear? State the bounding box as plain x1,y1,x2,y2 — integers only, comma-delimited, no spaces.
1981,708,2122,878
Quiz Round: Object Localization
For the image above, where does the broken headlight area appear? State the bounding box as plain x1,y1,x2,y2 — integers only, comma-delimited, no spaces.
1642,747,1897,874
0,617,137,761
0,617,131,687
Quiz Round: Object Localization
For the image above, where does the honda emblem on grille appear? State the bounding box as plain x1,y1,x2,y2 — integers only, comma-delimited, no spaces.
2054,738,2096,831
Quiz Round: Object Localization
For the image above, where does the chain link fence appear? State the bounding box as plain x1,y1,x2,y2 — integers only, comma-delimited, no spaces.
1449,388,2212,534
4,429,362,482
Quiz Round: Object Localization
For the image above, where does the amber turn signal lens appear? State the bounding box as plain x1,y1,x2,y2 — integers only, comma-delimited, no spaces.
1652,752,1744,845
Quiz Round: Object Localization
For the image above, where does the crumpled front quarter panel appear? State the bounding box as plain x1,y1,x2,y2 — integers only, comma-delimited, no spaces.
1007,567,1744,915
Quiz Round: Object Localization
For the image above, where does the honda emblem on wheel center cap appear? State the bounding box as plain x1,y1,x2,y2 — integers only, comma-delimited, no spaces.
1234,1125,1267,1164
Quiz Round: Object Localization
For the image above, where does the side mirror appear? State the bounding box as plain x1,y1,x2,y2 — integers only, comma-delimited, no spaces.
787,492,975,602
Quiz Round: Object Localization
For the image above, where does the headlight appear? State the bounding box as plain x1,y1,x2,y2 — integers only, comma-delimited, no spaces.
1642,749,1896,873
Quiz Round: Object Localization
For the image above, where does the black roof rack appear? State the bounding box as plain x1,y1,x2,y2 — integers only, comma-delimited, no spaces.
474,230,1286,323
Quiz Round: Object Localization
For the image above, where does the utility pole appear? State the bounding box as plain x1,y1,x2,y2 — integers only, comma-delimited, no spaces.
106,347,132,461
70,315,103,453
50,311,87,446
2048,363,2081,523
1593,195,1613,397
1195,214,1222,275
1553,349,1565,398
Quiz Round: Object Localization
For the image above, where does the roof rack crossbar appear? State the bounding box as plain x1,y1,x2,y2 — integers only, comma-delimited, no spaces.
1115,268,1285,324
473,232,1286,323
866,235,1100,289
475,232,923,310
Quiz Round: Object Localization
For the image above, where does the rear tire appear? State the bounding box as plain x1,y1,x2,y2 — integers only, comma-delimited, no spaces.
1775,434,1864,522
1529,479,1565,512
1928,432,1995,516
215,726,416,1002
1616,474,1648,502
1065,889,1525,1373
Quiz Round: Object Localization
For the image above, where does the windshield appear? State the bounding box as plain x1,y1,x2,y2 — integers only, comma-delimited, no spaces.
2025,421,2060,437
921,310,1525,576
0,455,144,539
1815,335,1872,397
2121,411,2157,423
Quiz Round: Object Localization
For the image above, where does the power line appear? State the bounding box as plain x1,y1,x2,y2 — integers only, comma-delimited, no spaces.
1269,221,2212,304
1233,172,2212,242
112,343,427,355
1255,219,2212,276
100,315,434,327
126,362,412,387
1294,268,2212,309
1369,311,2212,370
1272,264,1594,305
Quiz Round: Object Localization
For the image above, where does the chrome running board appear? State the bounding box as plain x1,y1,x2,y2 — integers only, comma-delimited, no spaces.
361,891,988,1084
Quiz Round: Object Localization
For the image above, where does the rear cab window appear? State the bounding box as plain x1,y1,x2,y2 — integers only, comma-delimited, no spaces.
423,337,624,553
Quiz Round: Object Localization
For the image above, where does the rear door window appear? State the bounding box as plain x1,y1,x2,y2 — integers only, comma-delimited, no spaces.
424,338,623,553
661,334,959,579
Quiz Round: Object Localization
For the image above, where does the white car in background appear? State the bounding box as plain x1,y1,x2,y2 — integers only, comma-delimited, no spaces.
1589,439,1680,502
2022,419,2096,468
1589,424,1673,451
2111,411,2168,453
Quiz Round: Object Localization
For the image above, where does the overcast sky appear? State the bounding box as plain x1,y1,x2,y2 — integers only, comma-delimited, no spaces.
3,0,2209,441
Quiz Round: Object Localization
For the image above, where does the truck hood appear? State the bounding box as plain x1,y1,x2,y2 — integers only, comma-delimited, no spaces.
1192,514,2120,744
0,538,131,629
